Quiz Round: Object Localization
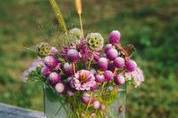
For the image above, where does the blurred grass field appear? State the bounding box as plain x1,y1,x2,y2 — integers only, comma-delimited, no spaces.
0,0,178,117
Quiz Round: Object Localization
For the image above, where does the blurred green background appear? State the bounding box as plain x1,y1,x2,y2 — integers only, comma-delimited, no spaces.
0,0,178,117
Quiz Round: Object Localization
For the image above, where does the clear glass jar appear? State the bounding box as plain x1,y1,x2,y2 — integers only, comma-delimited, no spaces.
44,84,126,118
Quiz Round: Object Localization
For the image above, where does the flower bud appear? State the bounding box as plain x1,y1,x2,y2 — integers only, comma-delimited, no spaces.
82,93,91,105
63,63,74,76
104,44,112,53
95,74,105,83
104,70,114,81
93,100,101,109
49,72,61,85
106,48,118,60
109,30,121,45
67,49,80,62
114,75,125,85
113,57,125,68
97,57,108,71
41,66,51,77
55,83,65,93
44,56,58,68
125,59,137,72
50,47,58,56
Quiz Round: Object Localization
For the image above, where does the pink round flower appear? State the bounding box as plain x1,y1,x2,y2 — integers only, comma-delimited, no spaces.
104,44,112,53
63,63,74,76
41,66,51,77
125,59,137,72
109,30,121,45
82,93,91,105
104,70,114,81
95,74,105,83
48,72,61,85
50,47,58,56
67,49,80,62
114,74,125,85
70,70,96,91
44,56,58,68
106,48,118,60
93,100,101,109
55,83,65,93
113,57,125,68
97,57,108,71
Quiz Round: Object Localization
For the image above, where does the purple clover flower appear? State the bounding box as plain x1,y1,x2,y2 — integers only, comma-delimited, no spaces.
67,49,80,62
109,30,121,45
63,63,74,76
113,57,125,68
82,93,92,105
48,72,61,85
44,56,59,68
95,74,105,83
104,70,114,81
41,65,51,77
114,74,125,85
93,100,101,109
125,59,137,72
106,48,118,60
55,82,65,93
97,57,108,71
49,47,58,56
104,44,113,53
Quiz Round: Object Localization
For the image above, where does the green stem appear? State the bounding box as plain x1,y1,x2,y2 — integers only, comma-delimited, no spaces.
87,56,93,70
125,82,128,116
100,82,106,96
79,14,84,37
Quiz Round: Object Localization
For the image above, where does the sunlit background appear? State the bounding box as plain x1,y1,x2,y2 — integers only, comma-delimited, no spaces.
0,0,177,118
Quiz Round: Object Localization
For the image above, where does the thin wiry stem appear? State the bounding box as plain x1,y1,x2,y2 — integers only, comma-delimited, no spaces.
79,14,84,37
75,0,84,37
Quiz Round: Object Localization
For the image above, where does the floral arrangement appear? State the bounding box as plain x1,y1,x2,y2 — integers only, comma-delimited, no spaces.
23,0,144,118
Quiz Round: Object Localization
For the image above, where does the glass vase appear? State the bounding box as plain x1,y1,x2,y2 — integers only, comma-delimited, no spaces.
44,84,126,118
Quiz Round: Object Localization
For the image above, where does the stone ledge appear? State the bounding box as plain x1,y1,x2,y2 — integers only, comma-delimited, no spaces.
0,103,45,118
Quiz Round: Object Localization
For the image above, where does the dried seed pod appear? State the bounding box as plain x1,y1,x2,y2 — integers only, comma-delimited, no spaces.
86,33,104,51
36,42,51,57
69,28,82,40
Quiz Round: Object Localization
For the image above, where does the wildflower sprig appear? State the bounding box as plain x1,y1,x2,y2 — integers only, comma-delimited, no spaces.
48,0,68,33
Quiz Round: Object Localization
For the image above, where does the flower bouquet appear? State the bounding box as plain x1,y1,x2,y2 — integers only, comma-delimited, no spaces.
23,0,144,118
